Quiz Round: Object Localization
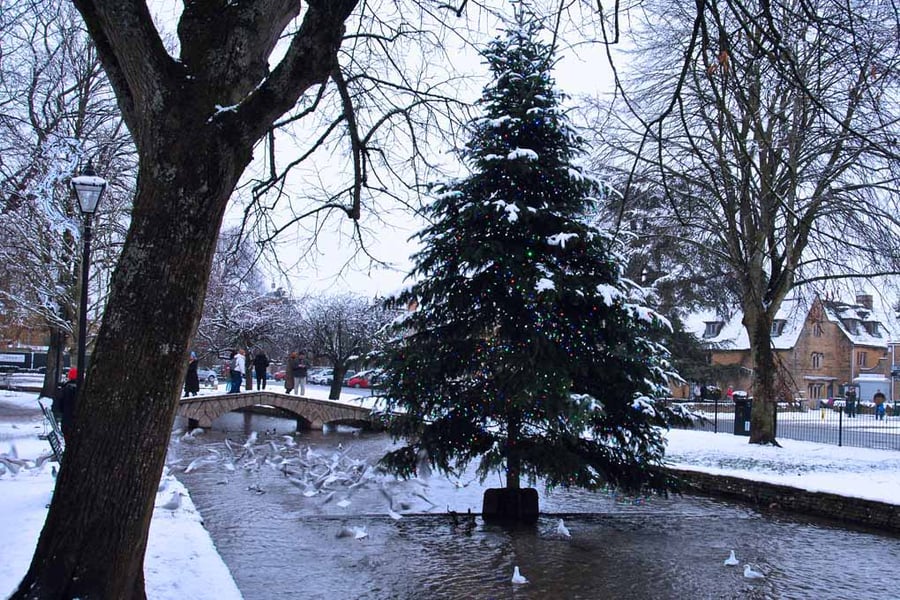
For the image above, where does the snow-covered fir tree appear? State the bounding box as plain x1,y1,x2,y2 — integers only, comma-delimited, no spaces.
375,12,683,496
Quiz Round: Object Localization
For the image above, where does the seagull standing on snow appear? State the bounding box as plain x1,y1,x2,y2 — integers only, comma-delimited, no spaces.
158,490,182,511
743,564,764,579
724,550,739,566
511,566,528,584
556,519,571,537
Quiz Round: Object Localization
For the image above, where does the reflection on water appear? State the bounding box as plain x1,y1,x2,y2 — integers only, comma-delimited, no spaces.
173,413,900,600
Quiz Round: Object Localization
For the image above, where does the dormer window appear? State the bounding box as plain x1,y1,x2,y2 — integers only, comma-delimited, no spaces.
703,321,724,338
864,321,881,337
771,320,786,337
843,319,859,335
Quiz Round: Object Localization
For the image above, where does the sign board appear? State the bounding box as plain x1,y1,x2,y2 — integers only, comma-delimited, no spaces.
0,353,32,370
217,350,235,360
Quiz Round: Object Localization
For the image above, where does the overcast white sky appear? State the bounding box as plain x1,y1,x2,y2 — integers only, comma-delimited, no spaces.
265,41,617,299
146,2,620,298
198,5,619,298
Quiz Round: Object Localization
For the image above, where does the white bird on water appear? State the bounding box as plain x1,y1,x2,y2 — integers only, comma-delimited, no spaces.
743,564,764,579
556,519,571,537
511,566,528,584
724,550,739,566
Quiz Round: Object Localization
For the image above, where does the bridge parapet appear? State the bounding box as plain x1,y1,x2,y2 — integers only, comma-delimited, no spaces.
177,391,377,430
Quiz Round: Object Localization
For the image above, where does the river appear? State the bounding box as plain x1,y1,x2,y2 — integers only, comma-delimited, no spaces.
172,411,900,600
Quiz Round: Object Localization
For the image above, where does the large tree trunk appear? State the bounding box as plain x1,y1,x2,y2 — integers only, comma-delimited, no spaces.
13,1,358,596
744,308,779,445
40,327,67,398
506,410,521,489
330,364,346,400
12,137,249,599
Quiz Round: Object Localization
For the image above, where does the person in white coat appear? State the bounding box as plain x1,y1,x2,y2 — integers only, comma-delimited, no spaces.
230,349,246,394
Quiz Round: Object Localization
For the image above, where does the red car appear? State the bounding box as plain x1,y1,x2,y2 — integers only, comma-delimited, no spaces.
274,370,286,381
347,369,382,388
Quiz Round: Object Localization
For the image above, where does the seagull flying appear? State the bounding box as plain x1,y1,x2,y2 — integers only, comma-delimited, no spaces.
511,566,528,584
724,550,739,566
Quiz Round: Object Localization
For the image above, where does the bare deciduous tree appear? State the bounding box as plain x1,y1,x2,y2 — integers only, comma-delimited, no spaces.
302,293,393,400
192,229,296,366
0,1,133,395
592,0,900,444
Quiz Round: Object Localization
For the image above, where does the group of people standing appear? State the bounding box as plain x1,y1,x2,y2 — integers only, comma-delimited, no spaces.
227,348,272,394
184,347,311,396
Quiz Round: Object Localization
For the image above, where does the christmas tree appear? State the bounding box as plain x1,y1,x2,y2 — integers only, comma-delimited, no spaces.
376,11,681,503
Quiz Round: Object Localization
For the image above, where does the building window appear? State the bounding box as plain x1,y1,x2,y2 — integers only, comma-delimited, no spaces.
807,383,824,399
703,321,724,338
864,322,881,337
857,351,868,367
771,320,786,337
813,322,824,337
811,352,824,369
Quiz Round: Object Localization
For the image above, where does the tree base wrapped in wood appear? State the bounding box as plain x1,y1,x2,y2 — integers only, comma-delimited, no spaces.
482,488,539,524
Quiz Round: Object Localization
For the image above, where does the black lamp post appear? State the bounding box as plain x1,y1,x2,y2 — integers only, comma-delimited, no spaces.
70,161,107,392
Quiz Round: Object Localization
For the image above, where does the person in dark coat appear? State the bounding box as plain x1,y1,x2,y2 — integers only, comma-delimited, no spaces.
53,367,79,439
253,350,270,390
284,351,297,394
184,351,200,397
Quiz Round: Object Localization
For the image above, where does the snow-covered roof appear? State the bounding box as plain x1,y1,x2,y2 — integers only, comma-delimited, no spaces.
683,296,807,351
823,297,895,346
683,294,900,351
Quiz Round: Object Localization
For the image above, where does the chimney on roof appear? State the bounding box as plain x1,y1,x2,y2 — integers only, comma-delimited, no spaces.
856,294,873,309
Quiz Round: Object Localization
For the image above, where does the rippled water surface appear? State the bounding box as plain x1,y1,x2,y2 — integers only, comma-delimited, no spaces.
173,414,900,600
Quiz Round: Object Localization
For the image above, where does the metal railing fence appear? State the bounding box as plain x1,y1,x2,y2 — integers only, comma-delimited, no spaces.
666,399,900,451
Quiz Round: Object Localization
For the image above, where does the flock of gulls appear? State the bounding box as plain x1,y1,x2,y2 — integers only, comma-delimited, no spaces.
160,427,442,524
154,427,769,587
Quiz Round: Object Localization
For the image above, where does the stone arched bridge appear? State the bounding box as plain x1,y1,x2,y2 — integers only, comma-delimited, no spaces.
177,391,379,430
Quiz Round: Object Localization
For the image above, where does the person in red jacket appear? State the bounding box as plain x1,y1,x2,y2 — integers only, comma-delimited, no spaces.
52,367,79,439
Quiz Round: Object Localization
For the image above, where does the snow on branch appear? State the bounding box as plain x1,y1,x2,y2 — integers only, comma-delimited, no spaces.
491,199,520,222
507,148,538,161
546,233,578,248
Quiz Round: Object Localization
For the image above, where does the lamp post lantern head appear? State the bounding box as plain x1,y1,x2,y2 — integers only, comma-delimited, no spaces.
71,161,107,216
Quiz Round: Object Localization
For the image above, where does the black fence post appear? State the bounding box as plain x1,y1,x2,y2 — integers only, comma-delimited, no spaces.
714,397,719,434
838,406,843,447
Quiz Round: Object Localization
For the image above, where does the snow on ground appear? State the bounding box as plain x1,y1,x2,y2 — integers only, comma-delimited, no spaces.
0,389,241,600
2,387,900,599
663,428,900,504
